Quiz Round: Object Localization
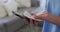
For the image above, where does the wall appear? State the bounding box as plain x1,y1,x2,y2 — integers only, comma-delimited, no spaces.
15,0,31,7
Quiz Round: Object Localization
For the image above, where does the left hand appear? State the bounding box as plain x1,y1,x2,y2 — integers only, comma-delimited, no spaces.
32,11,48,20
22,16,38,26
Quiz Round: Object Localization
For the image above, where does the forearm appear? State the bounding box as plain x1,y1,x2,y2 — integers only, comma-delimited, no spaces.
44,13,60,25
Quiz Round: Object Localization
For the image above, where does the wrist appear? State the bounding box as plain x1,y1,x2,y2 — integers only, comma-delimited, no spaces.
42,13,49,20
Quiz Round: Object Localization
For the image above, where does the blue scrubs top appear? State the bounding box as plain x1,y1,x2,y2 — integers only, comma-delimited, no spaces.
42,0,60,32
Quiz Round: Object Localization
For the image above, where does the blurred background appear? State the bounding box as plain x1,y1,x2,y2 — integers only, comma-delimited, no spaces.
0,0,46,32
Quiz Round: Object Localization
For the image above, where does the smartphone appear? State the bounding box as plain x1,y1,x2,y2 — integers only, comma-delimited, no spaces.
12,11,42,22
12,11,30,22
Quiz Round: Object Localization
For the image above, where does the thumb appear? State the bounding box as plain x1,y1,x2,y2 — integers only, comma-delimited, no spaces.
34,15,42,19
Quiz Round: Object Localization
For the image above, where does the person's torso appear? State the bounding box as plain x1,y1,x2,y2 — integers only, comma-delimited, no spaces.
42,0,60,32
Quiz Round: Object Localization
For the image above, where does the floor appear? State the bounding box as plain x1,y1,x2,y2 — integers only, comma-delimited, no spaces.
17,25,42,32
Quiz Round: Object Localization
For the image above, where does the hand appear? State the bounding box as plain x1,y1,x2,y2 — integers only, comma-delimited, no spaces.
32,11,48,20
22,16,38,26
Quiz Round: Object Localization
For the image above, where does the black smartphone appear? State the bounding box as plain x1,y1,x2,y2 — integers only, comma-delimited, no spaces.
12,11,40,22
12,11,24,19
12,11,30,21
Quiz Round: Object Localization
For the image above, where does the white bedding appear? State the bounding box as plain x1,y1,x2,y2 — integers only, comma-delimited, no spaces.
0,0,7,18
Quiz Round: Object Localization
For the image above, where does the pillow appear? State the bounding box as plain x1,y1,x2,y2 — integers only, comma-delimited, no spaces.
0,2,7,18
2,0,18,16
15,0,31,7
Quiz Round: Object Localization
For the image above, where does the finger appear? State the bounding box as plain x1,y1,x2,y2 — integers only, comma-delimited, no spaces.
29,19,33,26
34,15,42,19
34,20,38,25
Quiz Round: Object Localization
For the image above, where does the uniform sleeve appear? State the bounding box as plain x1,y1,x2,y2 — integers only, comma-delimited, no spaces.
45,0,51,13
59,12,60,16
59,10,60,16
45,0,49,10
